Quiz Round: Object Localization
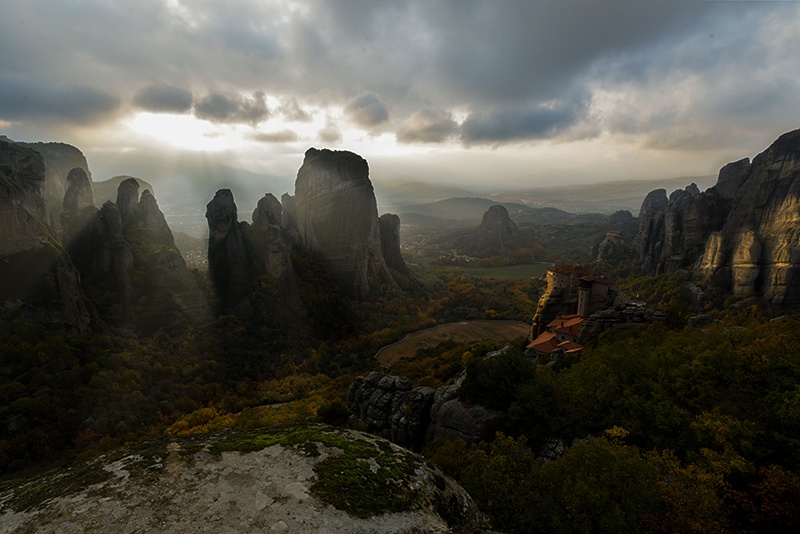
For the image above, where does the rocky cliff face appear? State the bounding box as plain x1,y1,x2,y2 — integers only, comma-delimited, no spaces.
61,174,212,333
206,190,302,314
0,139,91,330
378,213,409,275
206,189,253,313
18,141,91,231
635,129,800,307
244,193,302,310
347,372,500,452
292,148,396,298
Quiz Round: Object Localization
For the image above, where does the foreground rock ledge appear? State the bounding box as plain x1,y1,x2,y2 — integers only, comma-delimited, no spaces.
0,424,488,533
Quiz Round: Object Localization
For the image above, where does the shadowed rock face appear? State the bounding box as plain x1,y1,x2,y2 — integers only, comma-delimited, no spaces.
635,128,800,307
60,173,212,333
0,140,91,330
378,213,408,275
206,189,252,313
18,141,91,231
632,188,668,273
347,372,500,451
245,193,302,310
293,148,396,298
470,204,520,256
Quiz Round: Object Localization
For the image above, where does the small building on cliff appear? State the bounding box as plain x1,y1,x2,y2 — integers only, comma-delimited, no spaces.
532,264,626,336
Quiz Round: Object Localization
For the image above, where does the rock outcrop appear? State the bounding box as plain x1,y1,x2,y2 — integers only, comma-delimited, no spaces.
347,372,500,451
0,139,91,330
378,213,409,275
464,204,521,257
289,148,397,298
18,141,91,231
206,189,253,313
60,174,212,333
634,129,800,307
577,302,669,343
631,189,668,273
0,425,488,533
244,193,302,310
206,190,302,313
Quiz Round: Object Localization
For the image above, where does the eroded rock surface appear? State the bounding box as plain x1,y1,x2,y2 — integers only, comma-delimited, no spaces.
633,129,800,307
0,426,487,533
348,372,499,451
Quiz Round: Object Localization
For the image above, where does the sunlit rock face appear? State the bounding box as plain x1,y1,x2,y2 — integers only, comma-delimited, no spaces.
0,139,91,330
293,148,396,299
635,128,800,307
18,141,91,231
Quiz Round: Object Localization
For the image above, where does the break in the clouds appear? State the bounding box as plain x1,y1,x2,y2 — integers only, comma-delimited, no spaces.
194,91,269,126
345,92,389,129
133,85,193,113
397,109,458,144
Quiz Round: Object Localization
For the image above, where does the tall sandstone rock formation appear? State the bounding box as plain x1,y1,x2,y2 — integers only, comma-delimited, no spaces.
0,138,91,330
286,148,397,298
635,128,800,306
61,175,212,333
205,189,300,313
18,141,92,231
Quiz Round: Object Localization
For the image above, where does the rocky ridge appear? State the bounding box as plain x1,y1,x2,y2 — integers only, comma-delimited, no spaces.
633,129,800,307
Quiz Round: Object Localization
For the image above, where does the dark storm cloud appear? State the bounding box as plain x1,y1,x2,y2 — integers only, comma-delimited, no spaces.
0,72,119,124
397,109,458,144
460,98,587,144
345,92,389,128
194,91,269,125
133,85,193,113
1,0,799,154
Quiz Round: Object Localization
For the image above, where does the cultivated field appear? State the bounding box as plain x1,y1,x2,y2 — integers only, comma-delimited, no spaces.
376,320,532,367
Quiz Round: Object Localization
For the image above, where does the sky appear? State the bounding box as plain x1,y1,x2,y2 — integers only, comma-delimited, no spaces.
2,0,800,193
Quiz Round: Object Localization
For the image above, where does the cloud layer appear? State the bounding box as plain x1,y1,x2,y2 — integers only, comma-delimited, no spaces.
2,0,800,176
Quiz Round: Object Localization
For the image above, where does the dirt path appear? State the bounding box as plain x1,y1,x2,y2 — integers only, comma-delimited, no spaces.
375,319,532,367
